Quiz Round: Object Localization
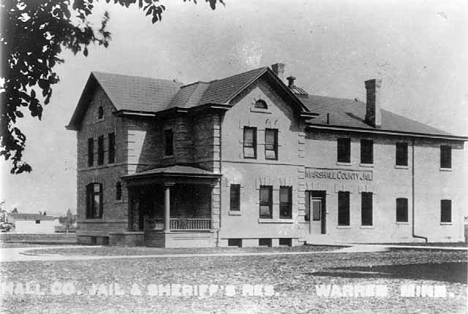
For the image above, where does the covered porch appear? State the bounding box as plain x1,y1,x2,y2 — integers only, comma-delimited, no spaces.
122,165,221,247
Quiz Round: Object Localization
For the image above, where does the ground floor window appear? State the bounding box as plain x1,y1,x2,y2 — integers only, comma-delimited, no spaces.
259,238,272,247
338,191,350,226
259,186,273,218
228,239,242,247
361,192,373,226
86,183,103,219
279,186,292,219
440,200,452,223
230,184,240,211
396,198,408,222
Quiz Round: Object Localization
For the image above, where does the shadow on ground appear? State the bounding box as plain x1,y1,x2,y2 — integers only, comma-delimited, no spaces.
307,262,467,284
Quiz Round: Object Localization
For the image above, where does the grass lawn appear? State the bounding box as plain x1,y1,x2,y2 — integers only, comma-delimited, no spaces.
0,248,466,314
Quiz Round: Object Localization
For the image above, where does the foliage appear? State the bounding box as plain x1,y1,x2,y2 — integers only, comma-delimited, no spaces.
0,0,223,174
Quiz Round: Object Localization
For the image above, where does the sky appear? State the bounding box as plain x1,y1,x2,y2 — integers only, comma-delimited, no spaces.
1,0,467,216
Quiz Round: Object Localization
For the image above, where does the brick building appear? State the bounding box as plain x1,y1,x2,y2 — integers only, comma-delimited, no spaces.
67,64,466,247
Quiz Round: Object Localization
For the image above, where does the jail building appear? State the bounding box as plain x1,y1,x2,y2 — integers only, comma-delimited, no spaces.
66,63,466,247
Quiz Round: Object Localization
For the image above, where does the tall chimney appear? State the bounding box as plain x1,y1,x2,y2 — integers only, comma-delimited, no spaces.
271,63,285,81
365,79,382,128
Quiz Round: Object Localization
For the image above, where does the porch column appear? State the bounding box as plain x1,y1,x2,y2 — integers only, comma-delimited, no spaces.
164,183,174,232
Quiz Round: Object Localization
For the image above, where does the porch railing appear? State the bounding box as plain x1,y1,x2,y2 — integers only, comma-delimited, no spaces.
144,217,211,231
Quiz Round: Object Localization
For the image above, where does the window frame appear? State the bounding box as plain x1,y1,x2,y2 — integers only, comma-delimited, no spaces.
440,145,452,169
440,199,452,223
338,191,350,226
115,182,122,201
396,142,408,166
164,129,174,156
229,184,241,212
97,135,104,165
396,198,408,223
361,192,373,226
86,183,103,219
87,138,94,167
360,139,373,165
243,127,257,159
254,99,268,109
108,132,115,164
337,138,351,163
279,186,292,219
259,185,273,219
265,128,278,160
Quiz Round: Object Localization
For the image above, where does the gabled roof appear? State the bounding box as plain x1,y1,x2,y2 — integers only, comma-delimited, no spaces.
301,95,463,139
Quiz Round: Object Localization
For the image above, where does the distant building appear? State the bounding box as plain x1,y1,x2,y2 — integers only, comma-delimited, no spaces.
7,213,55,234
67,63,467,247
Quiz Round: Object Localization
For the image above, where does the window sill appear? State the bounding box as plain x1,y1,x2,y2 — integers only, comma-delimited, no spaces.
440,222,452,225
359,163,374,168
396,222,409,225
336,162,351,166
395,165,409,169
258,219,294,224
439,168,452,172
360,225,374,229
163,155,174,159
228,211,241,216
250,108,271,114
336,225,351,229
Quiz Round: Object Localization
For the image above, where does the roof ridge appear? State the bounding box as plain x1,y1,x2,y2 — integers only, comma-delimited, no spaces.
92,71,183,85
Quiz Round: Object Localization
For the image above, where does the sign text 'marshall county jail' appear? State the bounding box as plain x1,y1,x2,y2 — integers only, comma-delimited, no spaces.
305,168,373,181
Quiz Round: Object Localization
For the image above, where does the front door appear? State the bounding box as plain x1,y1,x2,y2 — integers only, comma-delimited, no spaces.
306,191,326,234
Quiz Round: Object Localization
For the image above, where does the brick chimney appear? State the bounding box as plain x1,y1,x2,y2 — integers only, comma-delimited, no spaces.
271,63,285,81
287,76,296,88
365,79,382,128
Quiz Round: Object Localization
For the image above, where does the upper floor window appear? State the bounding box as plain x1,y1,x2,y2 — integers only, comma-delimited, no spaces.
360,140,373,164
440,145,452,169
243,127,257,159
116,182,122,201
279,186,292,219
97,135,104,165
337,138,351,163
254,99,268,109
164,129,173,156
396,142,408,166
86,183,103,219
361,192,373,226
338,191,350,226
396,198,408,222
97,106,104,120
440,200,452,223
87,138,94,167
108,133,115,164
230,184,240,211
265,129,278,160
259,186,272,219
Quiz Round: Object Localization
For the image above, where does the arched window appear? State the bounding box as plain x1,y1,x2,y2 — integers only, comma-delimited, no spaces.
116,182,122,201
254,99,267,109
86,183,103,219
97,106,104,120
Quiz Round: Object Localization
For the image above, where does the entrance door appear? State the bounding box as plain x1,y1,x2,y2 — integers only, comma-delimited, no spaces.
306,191,326,234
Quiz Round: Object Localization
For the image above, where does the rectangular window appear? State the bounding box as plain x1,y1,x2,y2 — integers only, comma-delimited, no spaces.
279,238,292,246
396,142,408,166
230,184,240,211
259,186,272,219
440,145,452,169
97,135,104,165
87,138,94,167
35,220,40,224
86,183,103,219
396,198,408,222
259,238,272,247
338,191,350,226
265,129,278,160
360,139,373,164
108,133,115,164
279,186,292,219
164,129,173,156
228,239,242,247
441,200,452,223
243,127,257,159
337,138,351,163
312,198,321,221
361,192,373,226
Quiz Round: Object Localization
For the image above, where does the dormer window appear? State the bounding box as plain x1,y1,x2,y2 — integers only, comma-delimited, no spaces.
97,106,104,120
254,100,268,109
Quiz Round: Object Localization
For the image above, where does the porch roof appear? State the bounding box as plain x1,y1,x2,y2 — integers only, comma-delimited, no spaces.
122,165,221,184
